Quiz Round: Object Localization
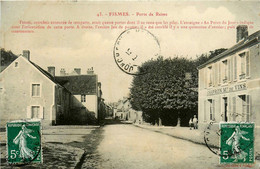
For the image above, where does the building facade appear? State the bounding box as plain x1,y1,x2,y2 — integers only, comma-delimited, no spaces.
55,67,100,119
198,26,260,129
0,51,71,127
0,50,103,127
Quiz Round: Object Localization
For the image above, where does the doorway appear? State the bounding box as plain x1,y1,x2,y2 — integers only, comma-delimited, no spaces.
223,97,228,122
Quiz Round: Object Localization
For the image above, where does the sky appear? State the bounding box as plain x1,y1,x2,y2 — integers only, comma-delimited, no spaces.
1,1,259,103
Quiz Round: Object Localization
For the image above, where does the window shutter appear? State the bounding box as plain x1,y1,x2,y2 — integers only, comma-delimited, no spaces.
215,63,218,86
204,100,207,121
27,106,31,118
246,95,250,122
204,69,207,89
246,52,250,77
232,97,236,121
228,97,232,121
230,56,233,81
39,106,44,119
212,100,215,121
218,62,221,84
228,59,231,81
234,55,237,80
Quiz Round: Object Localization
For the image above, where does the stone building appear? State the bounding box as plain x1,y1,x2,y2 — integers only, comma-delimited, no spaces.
0,51,71,127
198,26,260,129
0,51,103,126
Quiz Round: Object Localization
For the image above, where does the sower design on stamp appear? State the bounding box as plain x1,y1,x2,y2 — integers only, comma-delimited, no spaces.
7,120,42,165
220,122,254,164
114,28,161,75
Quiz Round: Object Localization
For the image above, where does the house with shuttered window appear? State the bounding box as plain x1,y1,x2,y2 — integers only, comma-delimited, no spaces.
197,25,260,129
0,51,71,127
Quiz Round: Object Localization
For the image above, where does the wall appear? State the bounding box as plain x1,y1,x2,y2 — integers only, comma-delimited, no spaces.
72,94,98,118
0,57,55,127
55,85,71,124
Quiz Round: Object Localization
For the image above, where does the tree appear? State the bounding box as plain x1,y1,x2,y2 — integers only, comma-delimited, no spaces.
194,48,227,67
0,48,18,72
130,48,227,126
130,57,198,126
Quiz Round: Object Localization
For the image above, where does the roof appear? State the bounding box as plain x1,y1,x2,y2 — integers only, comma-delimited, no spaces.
55,75,97,95
29,61,59,85
198,30,260,69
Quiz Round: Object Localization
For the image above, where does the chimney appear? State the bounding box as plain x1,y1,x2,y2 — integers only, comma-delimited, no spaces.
87,67,94,75
47,66,55,77
23,50,30,60
74,68,81,75
236,25,248,43
60,68,66,76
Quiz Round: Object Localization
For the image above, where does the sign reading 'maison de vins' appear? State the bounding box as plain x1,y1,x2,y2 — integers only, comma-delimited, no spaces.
207,83,246,96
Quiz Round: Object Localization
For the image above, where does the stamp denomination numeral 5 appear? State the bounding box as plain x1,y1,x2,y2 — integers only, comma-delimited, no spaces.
10,150,19,159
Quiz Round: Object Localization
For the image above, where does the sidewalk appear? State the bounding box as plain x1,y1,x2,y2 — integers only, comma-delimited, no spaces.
133,124,219,148
133,123,260,160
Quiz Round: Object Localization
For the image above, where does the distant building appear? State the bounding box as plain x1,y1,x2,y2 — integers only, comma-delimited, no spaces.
0,51,70,127
115,98,143,123
56,71,99,118
198,26,260,129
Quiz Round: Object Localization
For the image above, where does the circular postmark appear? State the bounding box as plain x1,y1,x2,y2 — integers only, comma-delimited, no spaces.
204,122,254,162
7,121,42,166
204,122,223,157
113,28,161,75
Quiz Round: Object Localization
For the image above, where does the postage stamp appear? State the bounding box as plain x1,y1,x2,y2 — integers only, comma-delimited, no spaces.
6,120,42,165
113,28,160,75
219,122,254,164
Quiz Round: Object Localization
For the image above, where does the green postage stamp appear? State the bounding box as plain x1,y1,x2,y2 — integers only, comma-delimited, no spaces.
220,122,254,164
6,120,42,164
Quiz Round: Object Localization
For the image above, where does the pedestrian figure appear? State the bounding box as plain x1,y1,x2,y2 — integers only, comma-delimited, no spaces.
193,115,198,129
189,118,193,130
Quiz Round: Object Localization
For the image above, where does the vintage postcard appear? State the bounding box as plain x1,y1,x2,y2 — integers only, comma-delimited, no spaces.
0,1,259,169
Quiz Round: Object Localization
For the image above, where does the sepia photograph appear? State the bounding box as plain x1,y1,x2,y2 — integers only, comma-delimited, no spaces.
0,1,259,168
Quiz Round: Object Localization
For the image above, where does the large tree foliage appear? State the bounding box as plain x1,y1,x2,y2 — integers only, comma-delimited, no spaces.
194,48,227,67
130,57,198,126
0,48,18,72
130,48,227,126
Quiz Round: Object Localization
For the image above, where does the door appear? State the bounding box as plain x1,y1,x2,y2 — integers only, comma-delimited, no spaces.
223,97,228,122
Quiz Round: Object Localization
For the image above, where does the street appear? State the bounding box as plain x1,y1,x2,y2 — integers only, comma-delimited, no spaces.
1,124,258,169
81,124,219,169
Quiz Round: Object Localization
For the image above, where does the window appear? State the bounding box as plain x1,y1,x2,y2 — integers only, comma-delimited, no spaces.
15,62,18,67
232,97,236,121
238,95,250,122
31,106,40,119
32,84,40,97
234,55,237,81
222,60,228,83
208,66,213,87
208,99,215,121
239,53,246,80
81,95,86,102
